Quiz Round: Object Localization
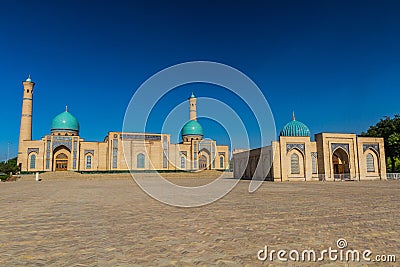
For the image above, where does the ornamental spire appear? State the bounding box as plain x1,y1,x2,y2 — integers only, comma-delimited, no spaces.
292,111,296,121
65,105,68,112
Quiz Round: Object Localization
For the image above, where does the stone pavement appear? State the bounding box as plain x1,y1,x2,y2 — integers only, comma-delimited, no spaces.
0,175,399,266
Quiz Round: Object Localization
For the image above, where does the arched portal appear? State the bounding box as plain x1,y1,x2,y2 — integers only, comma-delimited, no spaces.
199,155,208,170
55,153,68,171
332,148,350,179
53,145,71,171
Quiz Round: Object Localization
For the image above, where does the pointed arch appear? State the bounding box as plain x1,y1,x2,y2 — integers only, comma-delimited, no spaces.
29,154,36,169
86,154,92,169
180,155,186,169
366,153,375,172
290,153,300,174
219,155,224,169
53,145,71,171
137,153,145,169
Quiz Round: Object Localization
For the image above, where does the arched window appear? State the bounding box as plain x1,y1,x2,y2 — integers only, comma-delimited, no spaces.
290,153,300,174
137,153,145,168
30,154,36,169
181,156,185,169
220,156,224,169
312,154,317,174
366,153,375,172
86,155,92,169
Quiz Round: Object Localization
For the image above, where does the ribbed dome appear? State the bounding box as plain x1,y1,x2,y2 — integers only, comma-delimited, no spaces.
181,120,203,136
280,116,310,137
51,111,80,132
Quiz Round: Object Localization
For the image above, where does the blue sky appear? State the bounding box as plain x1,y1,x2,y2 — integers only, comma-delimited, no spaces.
1,0,400,161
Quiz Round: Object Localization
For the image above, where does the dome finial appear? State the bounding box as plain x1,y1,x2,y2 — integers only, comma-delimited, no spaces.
292,111,296,121
26,74,32,82
190,92,195,98
65,105,68,112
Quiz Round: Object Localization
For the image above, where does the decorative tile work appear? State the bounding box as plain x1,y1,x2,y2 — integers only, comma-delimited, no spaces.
46,140,51,169
331,143,349,154
112,138,118,169
199,140,212,154
311,152,318,174
84,150,95,155
52,140,72,151
211,142,215,168
363,144,380,154
280,120,310,137
73,140,78,170
120,134,161,141
193,142,198,169
286,143,305,155
163,136,168,168
28,148,39,154
53,136,73,141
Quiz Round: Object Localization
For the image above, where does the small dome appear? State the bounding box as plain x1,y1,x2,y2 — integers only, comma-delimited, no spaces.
26,75,32,82
280,116,310,137
181,120,203,136
51,110,80,132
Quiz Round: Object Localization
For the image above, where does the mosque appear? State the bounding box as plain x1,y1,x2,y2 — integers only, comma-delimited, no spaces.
17,76,229,172
233,113,387,181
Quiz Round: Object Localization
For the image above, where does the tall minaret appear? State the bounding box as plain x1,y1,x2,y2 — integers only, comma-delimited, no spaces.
189,92,197,121
17,75,35,163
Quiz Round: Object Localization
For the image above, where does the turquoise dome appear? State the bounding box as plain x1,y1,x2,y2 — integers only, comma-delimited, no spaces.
181,120,203,136
51,111,80,132
280,118,310,137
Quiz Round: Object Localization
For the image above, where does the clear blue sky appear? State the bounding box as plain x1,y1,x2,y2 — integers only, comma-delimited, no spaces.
1,0,400,161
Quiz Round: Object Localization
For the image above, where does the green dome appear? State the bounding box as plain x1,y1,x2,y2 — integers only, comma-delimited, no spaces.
51,111,80,132
280,118,310,137
181,120,203,136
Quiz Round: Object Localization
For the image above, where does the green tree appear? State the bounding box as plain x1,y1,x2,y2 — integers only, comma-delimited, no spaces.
0,157,20,176
361,115,400,172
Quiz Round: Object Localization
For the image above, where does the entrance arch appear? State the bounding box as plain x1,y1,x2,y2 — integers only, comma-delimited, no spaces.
199,155,208,170
332,148,350,180
53,146,71,171
198,148,211,170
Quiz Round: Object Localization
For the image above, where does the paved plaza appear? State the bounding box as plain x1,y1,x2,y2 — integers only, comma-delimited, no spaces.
0,174,399,266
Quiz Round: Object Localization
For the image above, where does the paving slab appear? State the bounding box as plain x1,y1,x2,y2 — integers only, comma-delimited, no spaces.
0,176,399,266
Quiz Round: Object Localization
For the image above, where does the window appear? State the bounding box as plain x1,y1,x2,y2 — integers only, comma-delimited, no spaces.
112,138,118,169
290,153,300,174
137,153,145,168
220,156,224,169
163,136,168,168
181,156,185,169
366,153,375,172
86,155,92,169
312,154,317,174
30,154,36,169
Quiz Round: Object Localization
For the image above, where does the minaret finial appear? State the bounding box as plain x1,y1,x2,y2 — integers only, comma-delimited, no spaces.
66,105,68,112
26,74,32,82
292,111,296,121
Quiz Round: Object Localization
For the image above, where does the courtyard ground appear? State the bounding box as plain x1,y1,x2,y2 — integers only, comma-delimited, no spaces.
0,173,399,266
